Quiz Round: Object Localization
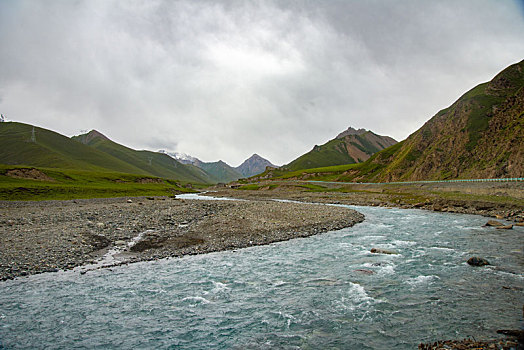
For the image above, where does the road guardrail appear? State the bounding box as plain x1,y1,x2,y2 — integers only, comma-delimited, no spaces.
306,178,524,185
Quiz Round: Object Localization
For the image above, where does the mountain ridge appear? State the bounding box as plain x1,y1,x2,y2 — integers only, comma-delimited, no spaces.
71,131,213,183
0,122,213,184
350,59,524,182
284,128,397,172
0,122,148,175
160,151,242,183
258,59,523,182
163,151,275,181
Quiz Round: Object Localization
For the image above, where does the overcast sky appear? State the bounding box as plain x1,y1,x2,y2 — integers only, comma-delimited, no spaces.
1,1,523,166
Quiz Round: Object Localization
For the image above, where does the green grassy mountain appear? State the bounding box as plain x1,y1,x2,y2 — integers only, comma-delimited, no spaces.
349,59,524,182
0,122,211,183
72,130,213,183
0,122,145,174
200,161,242,183
263,59,523,182
285,128,397,171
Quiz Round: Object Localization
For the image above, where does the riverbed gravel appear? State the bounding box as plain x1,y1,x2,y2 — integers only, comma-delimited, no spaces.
209,182,524,222
0,196,363,280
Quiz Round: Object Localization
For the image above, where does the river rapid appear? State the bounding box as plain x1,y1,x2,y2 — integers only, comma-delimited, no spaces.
0,197,523,349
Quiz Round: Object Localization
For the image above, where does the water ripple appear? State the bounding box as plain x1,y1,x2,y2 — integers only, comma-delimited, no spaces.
1,205,523,349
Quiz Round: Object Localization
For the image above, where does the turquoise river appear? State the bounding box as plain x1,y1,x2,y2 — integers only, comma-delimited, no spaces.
0,197,523,349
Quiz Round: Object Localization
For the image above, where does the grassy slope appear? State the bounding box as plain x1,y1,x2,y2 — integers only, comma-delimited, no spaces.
200,161,242,183
72,132,214,184
0,165,196,201
285,131,395,172
0,122,146,174
261,60,524,183
362,60,524,182
286,138,355,171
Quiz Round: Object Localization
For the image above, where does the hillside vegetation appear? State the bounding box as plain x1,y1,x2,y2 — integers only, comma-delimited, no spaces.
0,122,144,174
72,130,213,183
285,129,396,172
0,165,195,200
200,161,242,183
260,60,524,182
0,123,212,184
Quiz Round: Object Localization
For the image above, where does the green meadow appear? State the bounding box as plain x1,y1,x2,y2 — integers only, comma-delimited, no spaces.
0,165,199,201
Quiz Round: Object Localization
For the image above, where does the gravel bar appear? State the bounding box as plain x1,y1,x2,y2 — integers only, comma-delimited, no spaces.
0,196,364,280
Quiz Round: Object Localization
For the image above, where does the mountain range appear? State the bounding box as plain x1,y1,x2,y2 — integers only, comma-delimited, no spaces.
0,123,276,184
0,124,214,183
2,60,521,186
161,151,276,183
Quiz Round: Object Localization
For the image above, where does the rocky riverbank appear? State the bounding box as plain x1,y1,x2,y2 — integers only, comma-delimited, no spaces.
209,181,524,222
0,196,363,280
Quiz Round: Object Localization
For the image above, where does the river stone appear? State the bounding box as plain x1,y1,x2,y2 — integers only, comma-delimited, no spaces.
115,240,127,246
496,224,513,230
467,257,490,266
370,248,398,255
484,220,504,227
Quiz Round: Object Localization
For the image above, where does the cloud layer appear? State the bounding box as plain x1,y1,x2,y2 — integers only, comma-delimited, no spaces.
1,0,523,165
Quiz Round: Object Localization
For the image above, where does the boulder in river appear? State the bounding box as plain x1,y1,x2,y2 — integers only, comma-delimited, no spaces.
354,269,376,275
467,257,490,266
496,224,513,230
370,248,398,255
496,329,524,343
484,220,504,227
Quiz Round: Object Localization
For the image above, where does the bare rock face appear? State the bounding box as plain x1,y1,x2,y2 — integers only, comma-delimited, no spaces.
467,257,490,266
235,154,276,178
336,126,368,139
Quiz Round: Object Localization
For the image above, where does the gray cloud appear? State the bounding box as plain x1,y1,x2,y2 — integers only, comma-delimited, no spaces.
1,0,523,165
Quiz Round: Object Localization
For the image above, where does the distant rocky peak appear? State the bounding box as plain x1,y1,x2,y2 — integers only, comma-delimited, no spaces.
336,127,368,139
77,129,109,144
87,129,108,139
246,154,263,161
158,151,201,166
235,154,276,178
